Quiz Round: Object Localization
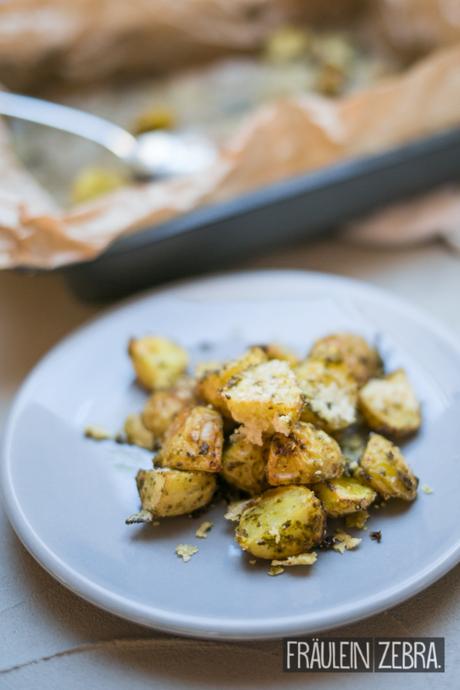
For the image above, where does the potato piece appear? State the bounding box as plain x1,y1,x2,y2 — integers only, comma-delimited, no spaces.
295,358,358,433
142,376,195,438
358,369,421,437
196,347,267,415
357,433,418,501
124,414,155,450
221,429,268,495
309,333,382,386
156,405,223,472
223,360,302,445
264,26,309,63
336,426,368,466
136,468,216,517
257,343,299,367
235,486,325,560
132,105,176,135
315,477,376,517
128,336,188,391
194,360,222,379
345,510,369,530
267,421,344,486
72,166,126,204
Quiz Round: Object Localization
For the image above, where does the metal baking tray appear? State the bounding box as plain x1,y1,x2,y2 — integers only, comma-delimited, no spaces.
64,126,460,301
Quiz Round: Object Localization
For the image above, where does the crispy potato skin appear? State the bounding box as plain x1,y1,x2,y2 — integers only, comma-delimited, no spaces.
309,333,382,386
124,414,155,450
196,347,267,415
128,336,188,391
223,359,302,445
136,469,216,517
357,433,418,501
358,369,421,437
315,477,376,517
156,405,223,472
295,358,358,433
221,429,268,495
235,486,326,559
257,343,299,367
267,421,344,486
142,376,195,438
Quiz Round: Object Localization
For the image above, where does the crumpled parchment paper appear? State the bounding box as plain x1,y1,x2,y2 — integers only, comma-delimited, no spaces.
1,0,460,269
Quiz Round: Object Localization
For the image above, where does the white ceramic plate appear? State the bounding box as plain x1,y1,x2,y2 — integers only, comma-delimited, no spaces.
2,270,460,640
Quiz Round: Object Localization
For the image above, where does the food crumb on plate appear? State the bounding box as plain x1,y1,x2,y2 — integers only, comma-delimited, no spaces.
176,544,198,562
224,498,255,522
84,425,111,441
271,552,317,567
421,484,433,494
195,521,213,538
268,565,284,576
125,510,153,524
333,530,361,554
370,530,382,543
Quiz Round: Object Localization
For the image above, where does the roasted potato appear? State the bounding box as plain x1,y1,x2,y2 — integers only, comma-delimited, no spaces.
128,336,188,391
136,468,216,517
72,166,126,204
196,347,267,415
235,486,326,559
295,358,358,433
132,105,175,135
257,343,299,367
315,477,376,517
358,369,421,437
267,421,344,486
194,360,222,379
356,433,418,501
124,413,155,450
223,360,302,445
221,429,268,495
142,376,195,438
156,405,223,472
336,426,368,466
309,332,382,386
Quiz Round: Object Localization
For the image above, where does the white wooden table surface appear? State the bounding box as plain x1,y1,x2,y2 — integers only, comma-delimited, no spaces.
1,238,459,689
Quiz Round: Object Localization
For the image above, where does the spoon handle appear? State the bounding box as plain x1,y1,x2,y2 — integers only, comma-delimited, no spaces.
0,91,137,162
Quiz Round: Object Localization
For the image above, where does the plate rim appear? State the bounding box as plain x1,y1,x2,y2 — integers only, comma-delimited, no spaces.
2,268,460,640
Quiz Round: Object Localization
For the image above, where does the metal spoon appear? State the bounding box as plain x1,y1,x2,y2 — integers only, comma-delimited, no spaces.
0,92,217,179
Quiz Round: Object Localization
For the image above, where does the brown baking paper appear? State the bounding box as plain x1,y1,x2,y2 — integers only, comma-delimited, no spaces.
1,11,460,269
0,0,361,90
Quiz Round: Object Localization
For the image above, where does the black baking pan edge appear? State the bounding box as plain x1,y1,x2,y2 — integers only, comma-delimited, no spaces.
63,126,460,302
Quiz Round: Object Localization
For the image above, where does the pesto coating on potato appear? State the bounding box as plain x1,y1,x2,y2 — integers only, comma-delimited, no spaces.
315,477,376,517
309,333,383,386
356,433,418,501
136,468,217,517
128,336,188,391
221,428,268,495
358,369,421,437
156,405,223,472
267,421,344,486
235,486,326,559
